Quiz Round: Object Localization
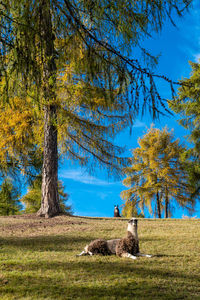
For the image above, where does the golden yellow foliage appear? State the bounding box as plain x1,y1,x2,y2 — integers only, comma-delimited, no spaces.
0,96,43,171
121,126,194,218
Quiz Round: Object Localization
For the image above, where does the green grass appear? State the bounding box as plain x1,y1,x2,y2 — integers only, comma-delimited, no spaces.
0,215,200,299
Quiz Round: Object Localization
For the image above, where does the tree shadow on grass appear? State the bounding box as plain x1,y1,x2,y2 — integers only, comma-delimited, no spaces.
19,260,200,281
0,235,92,252
1,259,200,300
0,277,184,300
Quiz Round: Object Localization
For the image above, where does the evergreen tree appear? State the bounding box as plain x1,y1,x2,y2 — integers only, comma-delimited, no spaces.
121,127,195,218
0,0,192,217
0,178,22,215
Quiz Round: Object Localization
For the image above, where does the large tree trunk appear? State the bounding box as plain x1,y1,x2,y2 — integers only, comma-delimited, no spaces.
37,0,61,217
37,105,61,217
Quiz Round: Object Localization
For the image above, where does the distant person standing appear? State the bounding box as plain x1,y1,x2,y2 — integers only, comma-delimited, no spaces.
114,205,121,217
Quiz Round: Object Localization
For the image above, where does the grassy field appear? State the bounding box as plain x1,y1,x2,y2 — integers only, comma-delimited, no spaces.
0,215,200,300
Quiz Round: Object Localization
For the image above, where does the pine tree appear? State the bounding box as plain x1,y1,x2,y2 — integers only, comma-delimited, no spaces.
121,127,195,218
0,0,192,217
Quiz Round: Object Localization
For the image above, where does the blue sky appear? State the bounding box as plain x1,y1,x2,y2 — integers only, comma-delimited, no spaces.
59,1,200,218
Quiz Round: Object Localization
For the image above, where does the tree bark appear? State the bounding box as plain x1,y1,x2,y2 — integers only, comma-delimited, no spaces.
156,191,161,218
37,104,61,217
37,0,61,217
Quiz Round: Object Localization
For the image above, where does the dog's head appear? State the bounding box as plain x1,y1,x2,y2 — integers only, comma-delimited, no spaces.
128,218,138,226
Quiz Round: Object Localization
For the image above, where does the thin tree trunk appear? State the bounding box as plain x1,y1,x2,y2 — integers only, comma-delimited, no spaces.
154,201,157,218
165,187,169,218
156,191,161,218
37,0,61,217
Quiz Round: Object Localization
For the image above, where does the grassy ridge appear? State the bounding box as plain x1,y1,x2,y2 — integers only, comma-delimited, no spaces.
0,215,200,299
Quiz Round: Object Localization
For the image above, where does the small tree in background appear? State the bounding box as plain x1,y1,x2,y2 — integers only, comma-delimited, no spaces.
22,176,73,215
121,127,195,218
0,178,22,215
21,176,42,214
57,181,73,215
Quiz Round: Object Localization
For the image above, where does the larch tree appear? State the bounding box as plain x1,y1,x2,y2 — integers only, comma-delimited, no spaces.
0,0,192,217
121,127,195,218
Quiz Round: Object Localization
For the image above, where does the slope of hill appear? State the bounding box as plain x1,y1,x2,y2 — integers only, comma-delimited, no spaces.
0,215,199,299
